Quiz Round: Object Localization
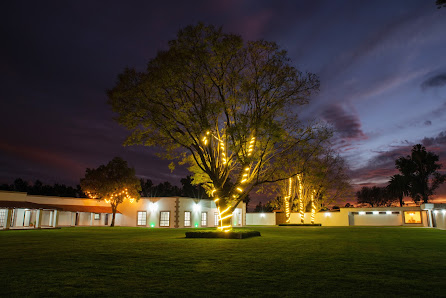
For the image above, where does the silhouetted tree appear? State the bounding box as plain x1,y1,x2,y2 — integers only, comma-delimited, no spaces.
356,186,389,207
387,174,409,207
436,0,446,9
13,178,29,192
395,144,446,204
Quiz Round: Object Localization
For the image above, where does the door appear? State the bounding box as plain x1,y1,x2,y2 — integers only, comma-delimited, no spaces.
24,210,31,227
105,214,109,226
75,213,80,226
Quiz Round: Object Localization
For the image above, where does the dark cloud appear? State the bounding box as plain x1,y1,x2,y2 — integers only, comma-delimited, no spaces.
424,120,432,126
321,104,367,140
421,73,446,90
421,131,446,147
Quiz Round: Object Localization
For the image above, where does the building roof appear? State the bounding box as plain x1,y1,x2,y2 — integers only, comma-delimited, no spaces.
0,201,63,210
46,204,119,214
0,201,119,214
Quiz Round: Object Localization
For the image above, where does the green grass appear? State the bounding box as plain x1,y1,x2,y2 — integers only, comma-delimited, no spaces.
1,227,445,297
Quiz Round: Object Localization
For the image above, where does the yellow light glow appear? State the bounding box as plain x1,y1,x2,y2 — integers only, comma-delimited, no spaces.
214,198,219,202
245,167,250,171
220,214,233,221
236,187,243,192
241,179,247,183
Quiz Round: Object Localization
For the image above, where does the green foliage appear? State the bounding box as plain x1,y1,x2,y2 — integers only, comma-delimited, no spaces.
108,23,322,215
80,157,141,226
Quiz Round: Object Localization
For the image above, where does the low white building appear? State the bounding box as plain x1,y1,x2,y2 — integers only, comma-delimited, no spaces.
246,204,446,230
0,190,246,230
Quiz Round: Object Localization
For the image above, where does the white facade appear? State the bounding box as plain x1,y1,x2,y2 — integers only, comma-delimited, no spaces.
0,190,245,229
246,205,446,229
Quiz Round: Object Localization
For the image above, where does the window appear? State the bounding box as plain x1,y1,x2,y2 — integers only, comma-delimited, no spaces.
137,211,147,226
201,212,207,226
160,211,170,227
214,212,219,226
404,211,422,224
184,211,191,227
0,209,6,227
94,213,100,220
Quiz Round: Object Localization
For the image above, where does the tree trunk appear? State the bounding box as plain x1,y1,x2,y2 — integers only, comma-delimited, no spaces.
300,201,305,224
110,203,117,227
399,196,404,207
216,200,233,231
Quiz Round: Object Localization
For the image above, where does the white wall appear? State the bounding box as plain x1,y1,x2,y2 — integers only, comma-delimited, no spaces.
434,210,446,230
246,213,276,225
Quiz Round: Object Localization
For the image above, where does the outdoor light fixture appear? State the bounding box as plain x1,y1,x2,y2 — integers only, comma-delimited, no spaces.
373,211,379,215
195,223,198,228
386,211,392,215
359,211,365,215
260,213,265,218
193,203,201,212
150,223,155,228
434,210,439,214
149,202,158,212
442,210,446,214
325,212,331,217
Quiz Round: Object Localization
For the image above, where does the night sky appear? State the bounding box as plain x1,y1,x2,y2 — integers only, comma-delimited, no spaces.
1,0,445,204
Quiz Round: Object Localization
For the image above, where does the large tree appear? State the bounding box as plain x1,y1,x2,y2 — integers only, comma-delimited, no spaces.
270,145,350,224
108,24,322,231
387,174,409,207
395,144,446,204
80,157,141,226
356,186,389,207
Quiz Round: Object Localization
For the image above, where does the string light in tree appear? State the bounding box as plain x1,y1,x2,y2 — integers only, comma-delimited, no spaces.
285,177,292,223
310,190,316,224
86,188,136,205
297,174,304,223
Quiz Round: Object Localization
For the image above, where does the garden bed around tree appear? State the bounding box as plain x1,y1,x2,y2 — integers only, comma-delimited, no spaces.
278,223,322,226
185,229,261,239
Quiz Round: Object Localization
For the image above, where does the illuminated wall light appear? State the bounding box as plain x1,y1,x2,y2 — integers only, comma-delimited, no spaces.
325,212,331,217
150,223,155,228
260,213,265,218
442,209,446,214
150,202,158,212
193,203,201,212
433,210,439,214
373,211,379,215
359,211,365,215
195,223,198,228
386,211,392,215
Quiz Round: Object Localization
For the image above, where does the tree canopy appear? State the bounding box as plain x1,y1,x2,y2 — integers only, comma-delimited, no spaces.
395,144,446,203
80,157,141,226
108,23,323,230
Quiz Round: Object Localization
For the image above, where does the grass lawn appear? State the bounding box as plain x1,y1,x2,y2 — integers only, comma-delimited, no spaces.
1,227,445,297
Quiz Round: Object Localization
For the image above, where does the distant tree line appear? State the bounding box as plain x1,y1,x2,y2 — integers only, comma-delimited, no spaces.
0,178,85,197
357,144,446,207
0,175,247,202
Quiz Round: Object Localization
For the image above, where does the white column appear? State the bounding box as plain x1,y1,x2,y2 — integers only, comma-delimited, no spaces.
428,210,434,228
5,209,12,230
90,212,94,226
52,210,59,227
36,209,42,228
